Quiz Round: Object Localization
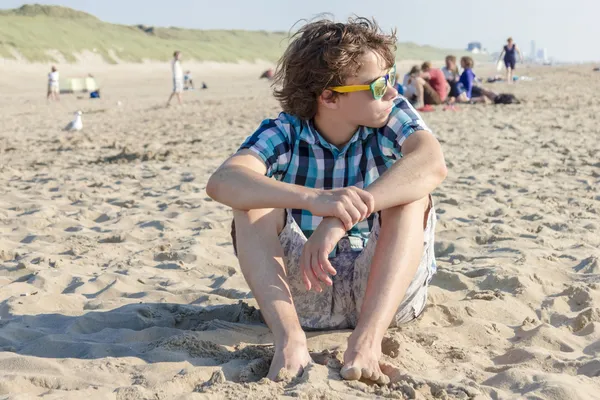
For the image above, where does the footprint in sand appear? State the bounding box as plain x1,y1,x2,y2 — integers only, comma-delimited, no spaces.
563,285,594,311
572,308,600,333
573,256,599,273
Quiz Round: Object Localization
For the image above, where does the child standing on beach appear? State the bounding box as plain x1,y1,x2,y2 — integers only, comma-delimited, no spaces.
47,65,59,101
166,51,184,106
207,17,447,384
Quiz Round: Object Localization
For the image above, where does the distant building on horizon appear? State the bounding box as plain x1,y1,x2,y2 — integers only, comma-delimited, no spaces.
530,40,536,61
466,42,482,53
537,48,548,62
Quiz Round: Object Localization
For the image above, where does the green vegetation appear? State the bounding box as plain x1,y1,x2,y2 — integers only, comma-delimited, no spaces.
0,4,484,64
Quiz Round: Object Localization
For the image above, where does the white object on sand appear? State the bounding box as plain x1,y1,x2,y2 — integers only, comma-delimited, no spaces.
64,111,83,131
496,59,504,72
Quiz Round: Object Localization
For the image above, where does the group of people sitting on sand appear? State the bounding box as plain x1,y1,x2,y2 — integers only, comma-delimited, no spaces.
397,55,513,110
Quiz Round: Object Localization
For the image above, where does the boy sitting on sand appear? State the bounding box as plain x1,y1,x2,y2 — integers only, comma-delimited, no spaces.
207,17,447,384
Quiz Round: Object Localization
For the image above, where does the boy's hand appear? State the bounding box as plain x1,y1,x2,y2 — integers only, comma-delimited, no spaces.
300,217,347,292
308,187,374,231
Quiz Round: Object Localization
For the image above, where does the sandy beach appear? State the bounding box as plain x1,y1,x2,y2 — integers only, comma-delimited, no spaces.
0,61,599,399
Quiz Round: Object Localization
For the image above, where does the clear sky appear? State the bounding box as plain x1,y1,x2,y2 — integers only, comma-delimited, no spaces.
1,0,598,62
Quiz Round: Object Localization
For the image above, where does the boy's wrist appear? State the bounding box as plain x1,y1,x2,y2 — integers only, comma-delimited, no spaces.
321,217,347,236
299,187,320,211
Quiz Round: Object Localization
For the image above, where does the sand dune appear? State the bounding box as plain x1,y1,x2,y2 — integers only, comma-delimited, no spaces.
0,62,599,399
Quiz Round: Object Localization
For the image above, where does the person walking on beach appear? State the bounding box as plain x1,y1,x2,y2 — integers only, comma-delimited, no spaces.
47,65,60,101
207,17,447,384
166,51,184,106
497,37,523,83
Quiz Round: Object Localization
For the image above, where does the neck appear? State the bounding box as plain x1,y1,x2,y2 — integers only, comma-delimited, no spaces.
313,111,358,148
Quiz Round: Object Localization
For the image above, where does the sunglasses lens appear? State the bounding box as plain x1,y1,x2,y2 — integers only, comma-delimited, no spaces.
389,66,397,86
372,77,387,98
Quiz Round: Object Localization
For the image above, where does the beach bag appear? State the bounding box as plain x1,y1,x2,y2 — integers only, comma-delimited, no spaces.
494,93,520,104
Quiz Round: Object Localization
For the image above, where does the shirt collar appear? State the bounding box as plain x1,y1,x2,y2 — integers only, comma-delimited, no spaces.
300,120,374,150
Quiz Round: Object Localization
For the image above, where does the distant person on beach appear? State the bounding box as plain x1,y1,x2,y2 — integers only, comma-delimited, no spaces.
497,37,523,84
184,70,194,90
260,68,274,80
402,65,420,100
207,17,446,385
47,65,60,101
441,55,463,98
458,56,499,104
441,55,460,83
402,64,445,109
166,51,183,106
420,61,448,103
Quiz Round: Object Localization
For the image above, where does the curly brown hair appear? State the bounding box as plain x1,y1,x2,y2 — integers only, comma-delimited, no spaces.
273,16,397,120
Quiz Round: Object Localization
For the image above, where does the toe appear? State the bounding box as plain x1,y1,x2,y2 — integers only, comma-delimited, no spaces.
376,373,390,385
361,367,373,380
369,370,380,383
340,365,362,381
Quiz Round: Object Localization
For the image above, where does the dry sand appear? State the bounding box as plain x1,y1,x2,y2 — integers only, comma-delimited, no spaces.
0,61,599,399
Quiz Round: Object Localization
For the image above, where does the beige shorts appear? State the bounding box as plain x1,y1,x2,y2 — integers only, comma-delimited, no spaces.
47,84,59,94
231,202,437,330
173,79,183,93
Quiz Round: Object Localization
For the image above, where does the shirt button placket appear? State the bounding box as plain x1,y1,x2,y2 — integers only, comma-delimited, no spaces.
334,153,345,188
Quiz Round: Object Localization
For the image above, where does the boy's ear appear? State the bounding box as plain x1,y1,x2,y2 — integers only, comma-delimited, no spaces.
318,89,340,110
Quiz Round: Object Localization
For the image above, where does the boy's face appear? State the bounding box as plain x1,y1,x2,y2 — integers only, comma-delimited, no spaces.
333,51,398,129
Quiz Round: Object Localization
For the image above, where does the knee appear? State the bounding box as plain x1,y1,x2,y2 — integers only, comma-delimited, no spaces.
380,196,430,225
387,196,430,213
233,208,286,235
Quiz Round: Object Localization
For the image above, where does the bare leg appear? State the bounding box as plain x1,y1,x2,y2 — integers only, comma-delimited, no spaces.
176,93,183,105
507,67,513,84
414,77,425,108
341,196,430,384
233,208,312,380
479,87,498,101
166,92,175,107
470,96,491,104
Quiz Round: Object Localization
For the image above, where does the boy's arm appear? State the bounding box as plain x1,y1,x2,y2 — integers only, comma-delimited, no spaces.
365,130,447,212
207,150,314,211
207,150,374,230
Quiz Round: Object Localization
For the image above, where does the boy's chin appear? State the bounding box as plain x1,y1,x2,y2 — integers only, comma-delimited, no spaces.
361,115,390,129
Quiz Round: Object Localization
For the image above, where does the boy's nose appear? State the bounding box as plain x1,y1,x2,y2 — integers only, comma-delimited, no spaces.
384,83,398,100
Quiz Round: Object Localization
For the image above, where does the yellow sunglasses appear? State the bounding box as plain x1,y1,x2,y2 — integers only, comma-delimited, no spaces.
329,65,397,100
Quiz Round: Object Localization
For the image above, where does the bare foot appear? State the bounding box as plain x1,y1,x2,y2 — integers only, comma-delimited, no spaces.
267,337,312,381
341,332,390,385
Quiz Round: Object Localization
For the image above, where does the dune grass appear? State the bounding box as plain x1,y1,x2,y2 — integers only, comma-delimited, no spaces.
0,4,484,64
0,10,289,63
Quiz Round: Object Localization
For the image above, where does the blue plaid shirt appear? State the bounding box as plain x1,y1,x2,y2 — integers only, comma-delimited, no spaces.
239,96,431,250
